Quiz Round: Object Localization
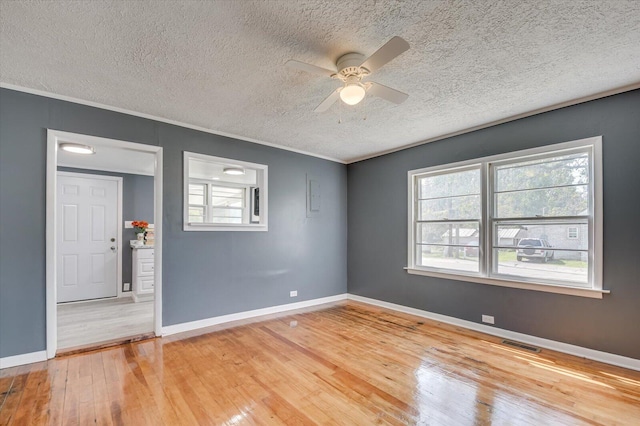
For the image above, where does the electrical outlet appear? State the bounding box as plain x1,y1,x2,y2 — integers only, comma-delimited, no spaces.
124,282,131,291
290,320,298,328
124,221,133,228
290,290,297,297
482,315,495,324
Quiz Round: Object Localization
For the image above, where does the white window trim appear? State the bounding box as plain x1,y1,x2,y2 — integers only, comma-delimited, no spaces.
407,136,607,299
183,152,268,231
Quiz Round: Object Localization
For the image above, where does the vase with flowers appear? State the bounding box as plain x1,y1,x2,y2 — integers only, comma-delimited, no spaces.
132,220,149,244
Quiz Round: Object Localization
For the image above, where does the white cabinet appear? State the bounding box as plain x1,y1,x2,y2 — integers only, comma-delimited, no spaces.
132,247,154,302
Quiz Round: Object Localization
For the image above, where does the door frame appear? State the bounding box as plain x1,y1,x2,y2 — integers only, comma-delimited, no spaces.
46,130,163,358
56,171,123,300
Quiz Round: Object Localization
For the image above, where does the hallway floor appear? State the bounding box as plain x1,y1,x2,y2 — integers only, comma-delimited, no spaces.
57,297,153,350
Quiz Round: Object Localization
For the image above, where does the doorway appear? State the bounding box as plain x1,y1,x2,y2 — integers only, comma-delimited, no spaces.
46,130,163,357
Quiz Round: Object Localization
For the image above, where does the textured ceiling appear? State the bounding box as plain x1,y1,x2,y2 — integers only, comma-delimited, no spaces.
1,1,639,162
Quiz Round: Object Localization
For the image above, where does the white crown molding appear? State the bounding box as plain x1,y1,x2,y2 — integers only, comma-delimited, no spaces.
346,82,640,164
0,350,47,370
3,82,638,165
0,82,346,164
347,294,640,372
162,293,348,336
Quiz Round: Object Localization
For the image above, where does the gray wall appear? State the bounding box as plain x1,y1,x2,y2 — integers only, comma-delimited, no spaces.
348,89,640,359
57,167,155,291
0,88,347,358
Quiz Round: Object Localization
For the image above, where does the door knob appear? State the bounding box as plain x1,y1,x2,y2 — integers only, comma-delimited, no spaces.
110,246,117,252
110,238,116,242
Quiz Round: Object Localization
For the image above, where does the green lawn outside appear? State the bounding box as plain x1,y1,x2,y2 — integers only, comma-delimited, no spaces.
497,250,587,268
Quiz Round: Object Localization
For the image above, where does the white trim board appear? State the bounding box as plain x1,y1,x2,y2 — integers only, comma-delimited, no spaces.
347,294,640,372
0,351,47,370
162,294,348,336
4,82,638,165
0,83,344,164
5,293,638,372
347,82,640,163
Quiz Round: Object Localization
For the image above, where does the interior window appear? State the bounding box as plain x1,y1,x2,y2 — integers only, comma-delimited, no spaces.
183,152,268,231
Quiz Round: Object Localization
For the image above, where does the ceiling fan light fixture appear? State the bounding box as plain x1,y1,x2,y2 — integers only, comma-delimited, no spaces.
223,167,245,176
339,83,366,105
59,142,95,155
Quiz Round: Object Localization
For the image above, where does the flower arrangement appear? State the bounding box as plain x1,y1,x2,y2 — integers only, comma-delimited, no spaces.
131,220,149,234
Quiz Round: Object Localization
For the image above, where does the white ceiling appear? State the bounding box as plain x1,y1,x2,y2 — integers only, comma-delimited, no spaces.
1,1,639,163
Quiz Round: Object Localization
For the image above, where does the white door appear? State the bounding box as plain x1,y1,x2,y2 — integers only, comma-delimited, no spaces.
57,173,119,303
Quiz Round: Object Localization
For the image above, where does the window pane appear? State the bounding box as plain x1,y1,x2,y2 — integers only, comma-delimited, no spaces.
418,169,480,199
211,186,244,197
211,217,242,224
189,184,206,205
494,223,588,251
492,249,588,286
211,208,242,218
416,222,479,245
211,186,245,209
416,244,479,273
418,195,481,221
495,152,589,192
212,197,243,207
188,206,205,223
211,204,243,224
495,185,588,218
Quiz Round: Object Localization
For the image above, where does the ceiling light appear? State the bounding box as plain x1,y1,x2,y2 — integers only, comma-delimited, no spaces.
59,142,95,155
339,83,366,106
223,167,245,176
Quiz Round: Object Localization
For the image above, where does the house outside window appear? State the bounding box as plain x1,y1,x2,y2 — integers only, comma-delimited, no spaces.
407,136,603,298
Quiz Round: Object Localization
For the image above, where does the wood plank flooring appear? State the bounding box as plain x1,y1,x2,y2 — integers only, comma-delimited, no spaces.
57,297,154,350
2,300,640,425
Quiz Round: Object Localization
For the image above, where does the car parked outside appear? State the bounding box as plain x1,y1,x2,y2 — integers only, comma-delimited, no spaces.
464,240,479,257
516,238,554,262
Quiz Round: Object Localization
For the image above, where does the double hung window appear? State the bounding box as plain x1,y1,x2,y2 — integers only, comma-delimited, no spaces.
408,137,603,298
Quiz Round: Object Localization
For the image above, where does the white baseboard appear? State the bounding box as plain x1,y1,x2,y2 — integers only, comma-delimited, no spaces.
347,294,640,372
0,350,47,370
132,293,153,303
162,293,348,336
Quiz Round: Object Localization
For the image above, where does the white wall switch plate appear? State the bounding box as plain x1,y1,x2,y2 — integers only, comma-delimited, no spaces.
290,290,297,297
482,315,495,324
125,221,133,228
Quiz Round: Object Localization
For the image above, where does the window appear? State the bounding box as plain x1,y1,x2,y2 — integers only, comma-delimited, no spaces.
184,152,267,231
414,167,481,273
408,137,603,298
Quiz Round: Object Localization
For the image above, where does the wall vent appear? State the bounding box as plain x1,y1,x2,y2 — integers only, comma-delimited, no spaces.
501,339,541,353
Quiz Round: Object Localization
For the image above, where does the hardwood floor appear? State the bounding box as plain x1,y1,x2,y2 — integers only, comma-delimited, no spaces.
2,300,639,425
57,297,154,351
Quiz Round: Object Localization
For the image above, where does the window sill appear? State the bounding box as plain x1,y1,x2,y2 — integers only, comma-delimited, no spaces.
404,267,609,299
184,223,268,232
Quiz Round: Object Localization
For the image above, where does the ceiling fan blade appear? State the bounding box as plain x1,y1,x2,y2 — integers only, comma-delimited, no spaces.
314,88,341,112
286,60,335,77
367,82,409,105
359,36,410,73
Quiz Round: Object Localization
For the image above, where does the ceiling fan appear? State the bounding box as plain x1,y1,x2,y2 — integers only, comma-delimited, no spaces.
286,36,410,112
